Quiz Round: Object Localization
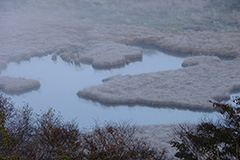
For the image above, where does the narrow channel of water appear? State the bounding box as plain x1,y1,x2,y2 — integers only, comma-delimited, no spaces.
0,50,220,128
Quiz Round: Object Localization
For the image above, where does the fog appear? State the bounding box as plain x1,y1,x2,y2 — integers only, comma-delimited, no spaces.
2,50,215,127
1,2,240,156
1,0,239,71
0,0,240,128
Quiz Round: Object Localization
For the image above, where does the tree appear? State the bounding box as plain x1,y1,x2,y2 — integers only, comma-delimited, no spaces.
0,94,34,159
33,108,83,159
170,96,240,160
82,122,166,160
0,94,166,159
0,95,84,159
0,94,15,158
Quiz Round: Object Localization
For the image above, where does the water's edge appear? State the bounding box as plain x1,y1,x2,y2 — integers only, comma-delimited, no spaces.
0,50,220,128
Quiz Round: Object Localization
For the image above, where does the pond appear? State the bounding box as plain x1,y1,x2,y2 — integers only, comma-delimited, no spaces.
0,49,220,128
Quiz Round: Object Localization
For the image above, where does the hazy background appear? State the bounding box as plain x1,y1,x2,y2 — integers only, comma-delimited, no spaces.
1,0,239,70
0,0,239,127
1,0,240,32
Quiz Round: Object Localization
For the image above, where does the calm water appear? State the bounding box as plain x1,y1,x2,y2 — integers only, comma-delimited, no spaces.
1,50,220,128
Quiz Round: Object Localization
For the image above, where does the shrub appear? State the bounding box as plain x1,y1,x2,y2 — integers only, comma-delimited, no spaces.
33,108,83,159
0,94,15,158
82,122,166,160
0,95,83,159
0,94,166,159
170,96,240,160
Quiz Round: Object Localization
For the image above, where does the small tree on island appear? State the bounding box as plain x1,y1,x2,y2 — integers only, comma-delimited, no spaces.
170,96,240,160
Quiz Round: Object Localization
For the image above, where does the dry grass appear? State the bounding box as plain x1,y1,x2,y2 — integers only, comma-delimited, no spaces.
0,77,40,95
0,0,240,95
126,31,240,58
78,56,240,110
75,0,240,31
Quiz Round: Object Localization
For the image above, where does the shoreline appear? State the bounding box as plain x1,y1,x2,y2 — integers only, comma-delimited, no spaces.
77,56,240,110
1,30,240,109
77,91,217,112
1,1,240,158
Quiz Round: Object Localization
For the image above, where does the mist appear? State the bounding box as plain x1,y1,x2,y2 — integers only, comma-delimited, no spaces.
1,1,240,158
0,0,240,123
1,0,239,71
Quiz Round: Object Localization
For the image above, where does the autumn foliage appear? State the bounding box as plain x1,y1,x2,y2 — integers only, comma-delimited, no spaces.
171,96,240,160
0,94,165,159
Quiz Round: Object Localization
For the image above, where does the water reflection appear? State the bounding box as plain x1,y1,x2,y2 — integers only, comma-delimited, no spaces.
0,50,220,128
